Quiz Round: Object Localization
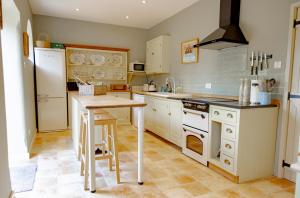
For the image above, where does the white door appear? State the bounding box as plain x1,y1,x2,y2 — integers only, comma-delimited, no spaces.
285,8,300,182
38,98,68,131
35,49,66,97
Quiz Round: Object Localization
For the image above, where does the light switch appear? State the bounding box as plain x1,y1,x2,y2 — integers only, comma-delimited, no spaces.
274,61,282,69
205,83,212,89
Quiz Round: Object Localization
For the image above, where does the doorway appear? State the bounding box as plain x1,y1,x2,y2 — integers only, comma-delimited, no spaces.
1,0,28,163
282,3,300,182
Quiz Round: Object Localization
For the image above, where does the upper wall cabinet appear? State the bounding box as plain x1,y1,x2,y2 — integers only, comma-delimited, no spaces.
146,35,170,75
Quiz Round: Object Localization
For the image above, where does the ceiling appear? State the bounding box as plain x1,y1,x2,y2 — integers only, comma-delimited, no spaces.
29,0,199,29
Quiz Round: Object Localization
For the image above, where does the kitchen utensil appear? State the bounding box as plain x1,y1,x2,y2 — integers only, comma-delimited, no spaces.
149,84,157,92
250,51,254,75
266,78,276,92
264,53,269,69
260,52,263,71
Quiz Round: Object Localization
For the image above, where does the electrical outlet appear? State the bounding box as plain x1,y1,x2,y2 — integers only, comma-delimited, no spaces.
205,83,212,89
274,61,282,69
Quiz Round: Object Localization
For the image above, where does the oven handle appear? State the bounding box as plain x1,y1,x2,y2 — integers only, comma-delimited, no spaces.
183,128,205,139
183,110,206,119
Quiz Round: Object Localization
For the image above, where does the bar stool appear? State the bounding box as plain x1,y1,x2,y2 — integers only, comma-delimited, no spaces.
78,109,108,161
80,113,120,190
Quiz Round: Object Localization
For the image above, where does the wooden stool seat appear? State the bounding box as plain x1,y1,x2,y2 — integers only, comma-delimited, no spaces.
79,111,120,190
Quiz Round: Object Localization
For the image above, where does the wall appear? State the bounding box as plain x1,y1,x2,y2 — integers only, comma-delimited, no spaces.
14,0,36,151
148,0,292,97
0,35,12,198
33,15,148,64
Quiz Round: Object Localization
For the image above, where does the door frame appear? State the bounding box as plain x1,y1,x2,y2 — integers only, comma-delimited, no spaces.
278,2,300,180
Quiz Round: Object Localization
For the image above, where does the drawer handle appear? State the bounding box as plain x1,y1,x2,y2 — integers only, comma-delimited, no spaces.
225,144,232,149
152,108,157,112
224,159,231,165
214,111,220,116
200,114,205,119
227,113,234,118
226,128,233,133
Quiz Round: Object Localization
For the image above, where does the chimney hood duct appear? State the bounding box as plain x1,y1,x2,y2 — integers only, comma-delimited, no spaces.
194,0,248,50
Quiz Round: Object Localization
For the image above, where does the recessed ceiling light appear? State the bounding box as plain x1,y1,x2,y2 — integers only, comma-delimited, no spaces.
75,8,80,11
142,0,147,4
125,15,129,19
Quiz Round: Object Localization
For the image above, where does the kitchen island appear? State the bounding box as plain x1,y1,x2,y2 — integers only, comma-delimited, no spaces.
72,94,146,193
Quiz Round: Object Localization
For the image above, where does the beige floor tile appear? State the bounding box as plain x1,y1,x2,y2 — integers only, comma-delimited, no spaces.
14,127,295,198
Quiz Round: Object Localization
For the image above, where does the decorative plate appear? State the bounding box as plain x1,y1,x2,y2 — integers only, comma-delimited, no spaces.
90,54,105,66
106,55,123,66
69,53,85,65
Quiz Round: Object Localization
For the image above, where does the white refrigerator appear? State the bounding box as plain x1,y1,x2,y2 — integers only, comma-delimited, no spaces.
35,48,67,131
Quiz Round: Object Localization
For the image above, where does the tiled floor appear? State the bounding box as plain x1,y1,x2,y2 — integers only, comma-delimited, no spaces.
16,125,295,198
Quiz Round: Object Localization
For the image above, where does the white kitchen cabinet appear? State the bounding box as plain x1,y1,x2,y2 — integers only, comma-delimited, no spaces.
105,92,131,125
144,95,183,147
169,100,183,146
146,35,170,74
209,105,278,183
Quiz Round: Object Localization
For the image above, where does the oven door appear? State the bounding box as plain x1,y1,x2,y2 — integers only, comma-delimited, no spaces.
182,125,208,166
182,108,208,132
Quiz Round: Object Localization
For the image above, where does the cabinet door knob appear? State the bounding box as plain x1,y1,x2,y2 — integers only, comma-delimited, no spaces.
226,128,233,133
225,144,232,149
227,113,233,118
214,111,220,116
183,128,187,132
224,159,231,165
168,113,171,116
200,114,205,119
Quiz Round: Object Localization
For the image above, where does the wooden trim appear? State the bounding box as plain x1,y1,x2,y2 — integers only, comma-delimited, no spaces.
145,130,181,151
208,162,239,183
271,99,281,107
64,43,130,52
23,32,29,57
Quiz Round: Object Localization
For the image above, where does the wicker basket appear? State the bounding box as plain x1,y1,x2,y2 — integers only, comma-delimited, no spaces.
79,85,107,96
36,33,50,48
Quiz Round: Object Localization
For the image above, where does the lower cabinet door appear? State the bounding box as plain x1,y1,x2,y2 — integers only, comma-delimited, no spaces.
154,98,170,139
169,100,183,147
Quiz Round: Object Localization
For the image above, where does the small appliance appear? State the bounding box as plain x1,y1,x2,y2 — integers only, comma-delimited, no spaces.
143,84,149,92
129,62,145,72
250,80,262,105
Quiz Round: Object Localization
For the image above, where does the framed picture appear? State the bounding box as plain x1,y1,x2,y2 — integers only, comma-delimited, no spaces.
23,32,29,57
181,38,199,64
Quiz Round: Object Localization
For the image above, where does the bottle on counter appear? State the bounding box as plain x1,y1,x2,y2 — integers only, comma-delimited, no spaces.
239,79,245,104
243,79,251,104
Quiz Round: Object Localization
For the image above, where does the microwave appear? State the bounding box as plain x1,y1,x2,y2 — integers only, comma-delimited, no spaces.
129,62,145,72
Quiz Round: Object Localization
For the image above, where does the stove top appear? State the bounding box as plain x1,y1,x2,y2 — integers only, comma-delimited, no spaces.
182,97,236,103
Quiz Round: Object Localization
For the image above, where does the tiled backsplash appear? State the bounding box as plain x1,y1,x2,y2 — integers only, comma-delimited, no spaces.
149,46,285,98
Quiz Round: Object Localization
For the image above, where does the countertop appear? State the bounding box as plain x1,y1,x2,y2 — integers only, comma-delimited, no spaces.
132,91,192,99
209,101,277,109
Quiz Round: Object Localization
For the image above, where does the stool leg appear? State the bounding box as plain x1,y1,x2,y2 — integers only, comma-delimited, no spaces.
78,115,84,161
80,121,86,176
84,123,89,190
112,121,120,184
107,124,113,171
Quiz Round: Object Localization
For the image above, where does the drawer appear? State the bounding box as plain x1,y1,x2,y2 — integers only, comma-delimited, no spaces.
211,108,223,120
211,108,237,124
221,139,235,157
222,110,237,124
222,124,236,140
220,153,234,172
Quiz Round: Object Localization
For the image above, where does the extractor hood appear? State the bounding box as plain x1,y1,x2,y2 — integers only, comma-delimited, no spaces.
194,0,248,50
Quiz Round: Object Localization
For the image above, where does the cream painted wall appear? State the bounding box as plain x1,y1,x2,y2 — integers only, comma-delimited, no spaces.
33,15,148,63
14,0,36,151
0,35,12,198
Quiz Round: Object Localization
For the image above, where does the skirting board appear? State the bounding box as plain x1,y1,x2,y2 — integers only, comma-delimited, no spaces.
208,162,239,183
28,129,37,158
